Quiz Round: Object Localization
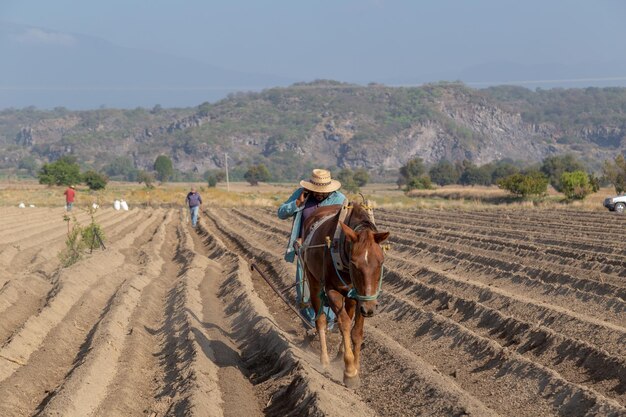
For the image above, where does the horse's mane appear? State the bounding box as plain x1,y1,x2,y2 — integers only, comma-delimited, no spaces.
347,202,378,233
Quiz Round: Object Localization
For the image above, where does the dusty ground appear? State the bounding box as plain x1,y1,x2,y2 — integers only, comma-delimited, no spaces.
0,204,625,416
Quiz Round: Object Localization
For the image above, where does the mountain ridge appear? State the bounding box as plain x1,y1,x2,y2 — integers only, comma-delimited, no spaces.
2,82,625,181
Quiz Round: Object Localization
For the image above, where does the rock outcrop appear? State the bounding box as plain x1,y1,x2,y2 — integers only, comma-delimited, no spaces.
2,83,625,177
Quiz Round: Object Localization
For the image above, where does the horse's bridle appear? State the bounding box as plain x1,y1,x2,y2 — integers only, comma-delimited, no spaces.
331,223,385,302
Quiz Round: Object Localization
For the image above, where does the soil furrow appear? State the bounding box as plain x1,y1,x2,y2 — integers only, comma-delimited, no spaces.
381,262,626,404
204,207,500,416
0,209,155,346
373,291,626,416
389,232,626,325
37,211,171,417
0,210,159,416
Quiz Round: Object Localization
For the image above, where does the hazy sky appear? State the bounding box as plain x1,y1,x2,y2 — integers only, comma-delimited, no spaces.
3,0,625,84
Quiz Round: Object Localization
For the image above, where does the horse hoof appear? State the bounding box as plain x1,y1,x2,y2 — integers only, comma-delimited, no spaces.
343,374,360,389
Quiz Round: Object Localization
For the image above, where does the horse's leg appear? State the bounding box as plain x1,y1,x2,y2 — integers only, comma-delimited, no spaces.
315,310,330,367
328,291,359,387
351,307,365,373
335,296,356,359
308,281,330,368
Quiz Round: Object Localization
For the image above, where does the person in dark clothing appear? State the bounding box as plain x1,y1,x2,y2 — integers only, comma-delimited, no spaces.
185,186,202,227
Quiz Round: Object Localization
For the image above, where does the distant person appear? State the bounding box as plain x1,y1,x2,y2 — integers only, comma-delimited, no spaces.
64,185,76,211
277,169,346,326
185,186,203,227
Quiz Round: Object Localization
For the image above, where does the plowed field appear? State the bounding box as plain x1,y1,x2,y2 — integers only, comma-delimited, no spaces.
1,206,625,417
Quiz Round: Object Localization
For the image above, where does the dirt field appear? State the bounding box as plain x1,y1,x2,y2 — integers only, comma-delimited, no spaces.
0,204,625,416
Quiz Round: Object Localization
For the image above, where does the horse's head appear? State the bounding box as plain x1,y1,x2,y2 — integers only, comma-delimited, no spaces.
339,217,390,318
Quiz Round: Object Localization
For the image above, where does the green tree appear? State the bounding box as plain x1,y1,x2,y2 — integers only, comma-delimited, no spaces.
540,154,585,192
602,155,626,194
398,157,427,189
560,170,593,200
37,155,82,186
154,155,174,182
429,160,460,186
353,168,370,188
105,156,138,181
81,210,106,252
82,170,108,190
588,172,601,193
137,170,155,189
459,162,493,186
244,164,270,186
406,175,432,191
203,169,225,183
337,168,359,193
497,171,548,197
491,161,520,184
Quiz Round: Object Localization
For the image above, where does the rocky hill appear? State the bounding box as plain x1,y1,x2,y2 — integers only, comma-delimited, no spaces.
2,82,626,181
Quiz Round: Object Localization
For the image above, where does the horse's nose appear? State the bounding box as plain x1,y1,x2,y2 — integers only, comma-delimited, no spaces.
360,304,376,317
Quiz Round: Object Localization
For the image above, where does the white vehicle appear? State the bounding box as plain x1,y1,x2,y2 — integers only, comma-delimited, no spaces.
603,194,626,213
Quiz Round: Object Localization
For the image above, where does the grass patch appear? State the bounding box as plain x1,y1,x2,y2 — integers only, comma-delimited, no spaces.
0,179,614,212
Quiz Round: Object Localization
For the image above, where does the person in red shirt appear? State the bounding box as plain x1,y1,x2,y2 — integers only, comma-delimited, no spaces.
64,185,76,211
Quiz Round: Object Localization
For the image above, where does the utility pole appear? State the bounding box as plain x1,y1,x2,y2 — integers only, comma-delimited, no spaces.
225,152,230,192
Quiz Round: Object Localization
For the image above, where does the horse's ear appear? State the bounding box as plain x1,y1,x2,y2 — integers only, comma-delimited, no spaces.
340,221,358,242
374,231,390,244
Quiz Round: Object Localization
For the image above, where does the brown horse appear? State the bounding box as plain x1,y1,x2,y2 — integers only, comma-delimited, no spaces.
300,202,390,387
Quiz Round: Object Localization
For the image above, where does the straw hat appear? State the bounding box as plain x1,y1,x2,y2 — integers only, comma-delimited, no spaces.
300,169,341,193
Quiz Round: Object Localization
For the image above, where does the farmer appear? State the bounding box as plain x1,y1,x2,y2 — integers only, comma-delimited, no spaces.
278,169,347,327
185,186,203,227
64,185,76,211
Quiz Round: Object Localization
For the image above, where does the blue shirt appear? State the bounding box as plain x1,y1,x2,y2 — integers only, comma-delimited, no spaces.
277,188,347,262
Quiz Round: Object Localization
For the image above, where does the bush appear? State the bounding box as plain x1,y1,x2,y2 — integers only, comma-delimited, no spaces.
497,171,548,197
59,211,106,266
203,169,225,183
81,221,106,251
459,163,493,186
560,171,593,200
244,164,270,185
540,154,585,192
82,170,108,190
137,170,155,188
37,155,82,186
59,217,83,267
588,173,601,192
406,175,432,191
491,161,520,183
399,157,428,190
429,160,460,186
207,174,217,187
